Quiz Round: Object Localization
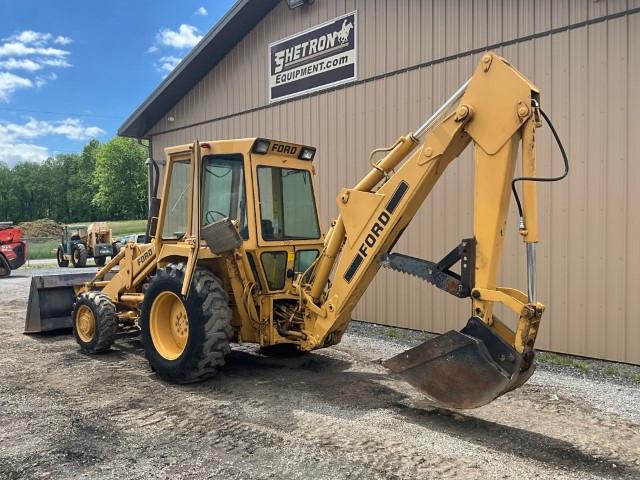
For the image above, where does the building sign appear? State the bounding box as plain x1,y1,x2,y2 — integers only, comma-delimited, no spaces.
269,11,357,103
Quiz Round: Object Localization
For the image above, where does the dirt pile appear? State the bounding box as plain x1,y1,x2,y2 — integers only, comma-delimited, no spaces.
18,218,63,238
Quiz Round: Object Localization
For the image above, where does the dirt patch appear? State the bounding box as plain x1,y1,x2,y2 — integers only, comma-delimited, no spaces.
0,268,639,479
18,218,63,238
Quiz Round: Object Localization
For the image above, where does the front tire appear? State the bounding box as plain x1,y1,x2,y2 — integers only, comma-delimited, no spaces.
71,244,87,268
72,292,118,353
56,247,69,267
0,255,10,278
140,263,233,384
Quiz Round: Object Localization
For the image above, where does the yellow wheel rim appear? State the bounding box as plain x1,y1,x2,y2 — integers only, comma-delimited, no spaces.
76,305,96,343
150,291,189,360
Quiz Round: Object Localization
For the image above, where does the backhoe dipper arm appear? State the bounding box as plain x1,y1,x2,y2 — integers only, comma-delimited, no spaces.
298,53,546,408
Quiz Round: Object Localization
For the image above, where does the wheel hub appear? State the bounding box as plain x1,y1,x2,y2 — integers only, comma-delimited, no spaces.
150,291,189,360
76,305,96,342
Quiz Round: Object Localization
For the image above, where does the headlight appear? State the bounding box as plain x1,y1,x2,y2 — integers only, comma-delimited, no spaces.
252,139,270,154
299,147,316,161
286,0,314,8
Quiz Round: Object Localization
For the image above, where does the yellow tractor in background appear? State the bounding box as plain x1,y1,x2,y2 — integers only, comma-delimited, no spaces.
25,53,568,409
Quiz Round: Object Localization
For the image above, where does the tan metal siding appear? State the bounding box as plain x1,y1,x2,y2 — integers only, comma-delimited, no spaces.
152,0,636,135
149,1,639,364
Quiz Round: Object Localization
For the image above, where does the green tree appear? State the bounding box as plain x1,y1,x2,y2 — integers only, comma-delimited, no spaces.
0,161,13,221
68,140,101,221
41,153,80,221
93,137,148,219
11,161,51,221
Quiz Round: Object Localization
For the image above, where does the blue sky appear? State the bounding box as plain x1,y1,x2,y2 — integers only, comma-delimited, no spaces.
0,0,236,166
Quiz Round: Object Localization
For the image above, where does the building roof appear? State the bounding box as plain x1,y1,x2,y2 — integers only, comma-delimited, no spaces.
118,0,280,139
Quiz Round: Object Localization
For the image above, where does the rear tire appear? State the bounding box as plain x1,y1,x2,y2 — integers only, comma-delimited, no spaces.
72,292,118,354
140,263,233,384
94,256,106,267
0,255,10,278
71,244,87,268
56,247,69,267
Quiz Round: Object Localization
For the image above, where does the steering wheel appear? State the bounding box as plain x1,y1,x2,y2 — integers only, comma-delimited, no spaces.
205,210,227,224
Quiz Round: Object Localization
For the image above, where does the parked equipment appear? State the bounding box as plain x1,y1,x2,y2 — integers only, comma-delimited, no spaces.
0,222,26,278
113,233,147,254
25,53,568,409
56,223,115,268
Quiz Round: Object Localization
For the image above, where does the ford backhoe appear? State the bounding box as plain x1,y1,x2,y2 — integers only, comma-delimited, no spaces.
25,53,568,409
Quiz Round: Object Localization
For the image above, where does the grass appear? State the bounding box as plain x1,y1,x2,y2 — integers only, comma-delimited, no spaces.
385,328,400,338
26,239,59,260
537,352,591,373
538,351,640,384
107,220,147,237
385,327,409,340
25,219,146,260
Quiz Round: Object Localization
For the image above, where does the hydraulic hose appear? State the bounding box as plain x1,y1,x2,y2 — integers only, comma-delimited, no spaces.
511,103,569,218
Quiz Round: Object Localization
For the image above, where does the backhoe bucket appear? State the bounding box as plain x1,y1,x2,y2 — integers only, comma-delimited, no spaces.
24,273,96,333
383,317,534,409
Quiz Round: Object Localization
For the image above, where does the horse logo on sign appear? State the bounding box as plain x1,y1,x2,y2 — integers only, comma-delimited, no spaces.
338,19,354,44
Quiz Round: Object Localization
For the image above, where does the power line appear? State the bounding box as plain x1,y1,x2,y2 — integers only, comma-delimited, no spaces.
0,106,122,120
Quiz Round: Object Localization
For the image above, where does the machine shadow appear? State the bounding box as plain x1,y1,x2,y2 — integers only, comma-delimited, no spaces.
44,336,636,478
394,403,636,477
203,347,636,477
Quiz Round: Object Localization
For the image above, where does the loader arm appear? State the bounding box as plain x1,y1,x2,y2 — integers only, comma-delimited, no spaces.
297,53,550,409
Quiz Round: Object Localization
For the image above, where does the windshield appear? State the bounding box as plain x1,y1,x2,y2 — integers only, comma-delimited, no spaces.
257,167,320,241
162,160,190,239
201,155,248,239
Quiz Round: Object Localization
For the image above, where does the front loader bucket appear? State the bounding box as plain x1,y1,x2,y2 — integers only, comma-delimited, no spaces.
383,317,534,409
24,273,96,333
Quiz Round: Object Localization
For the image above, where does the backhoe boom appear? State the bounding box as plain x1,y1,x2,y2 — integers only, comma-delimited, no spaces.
297,53,548,408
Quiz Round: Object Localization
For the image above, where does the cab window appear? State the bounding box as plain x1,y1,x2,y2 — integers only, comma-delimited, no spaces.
201,155,248,239
162,160,190,240
257,167,320,241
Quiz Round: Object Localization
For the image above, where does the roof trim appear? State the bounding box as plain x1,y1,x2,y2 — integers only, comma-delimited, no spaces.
118,0,280,139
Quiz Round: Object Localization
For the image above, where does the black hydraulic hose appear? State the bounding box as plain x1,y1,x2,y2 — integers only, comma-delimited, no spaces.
512,105,569,219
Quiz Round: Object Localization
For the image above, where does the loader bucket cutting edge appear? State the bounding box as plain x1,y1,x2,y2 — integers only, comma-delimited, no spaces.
382,317,535,409
24,273,97,334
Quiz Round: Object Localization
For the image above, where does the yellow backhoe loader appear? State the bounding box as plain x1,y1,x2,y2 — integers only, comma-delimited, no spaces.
24,53,568,409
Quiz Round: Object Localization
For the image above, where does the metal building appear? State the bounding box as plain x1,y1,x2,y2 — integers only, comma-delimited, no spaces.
120,0,640,364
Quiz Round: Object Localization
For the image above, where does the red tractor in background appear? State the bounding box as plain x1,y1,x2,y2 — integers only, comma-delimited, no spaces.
0,222,27,278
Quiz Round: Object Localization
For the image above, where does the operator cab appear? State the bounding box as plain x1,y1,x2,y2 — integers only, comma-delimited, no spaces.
64,225,87,245
159,138,324,294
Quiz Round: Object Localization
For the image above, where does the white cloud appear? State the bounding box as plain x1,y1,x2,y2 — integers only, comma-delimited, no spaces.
0,42,69,58
156,55,182,74
0,72,33,101
37,57,72,68
54,35,72,45
1,117,105,142
195,7,208,16
0,58,42,72
0,143,49,166
9,31,52,45
34,72,57,88
146,45,159,54
158,24,202,49
0,31,72,100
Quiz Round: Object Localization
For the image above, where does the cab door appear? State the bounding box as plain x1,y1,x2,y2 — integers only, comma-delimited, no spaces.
250,143,324,292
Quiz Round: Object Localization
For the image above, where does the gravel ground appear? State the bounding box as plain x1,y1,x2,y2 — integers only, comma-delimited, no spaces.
1,267,639,479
